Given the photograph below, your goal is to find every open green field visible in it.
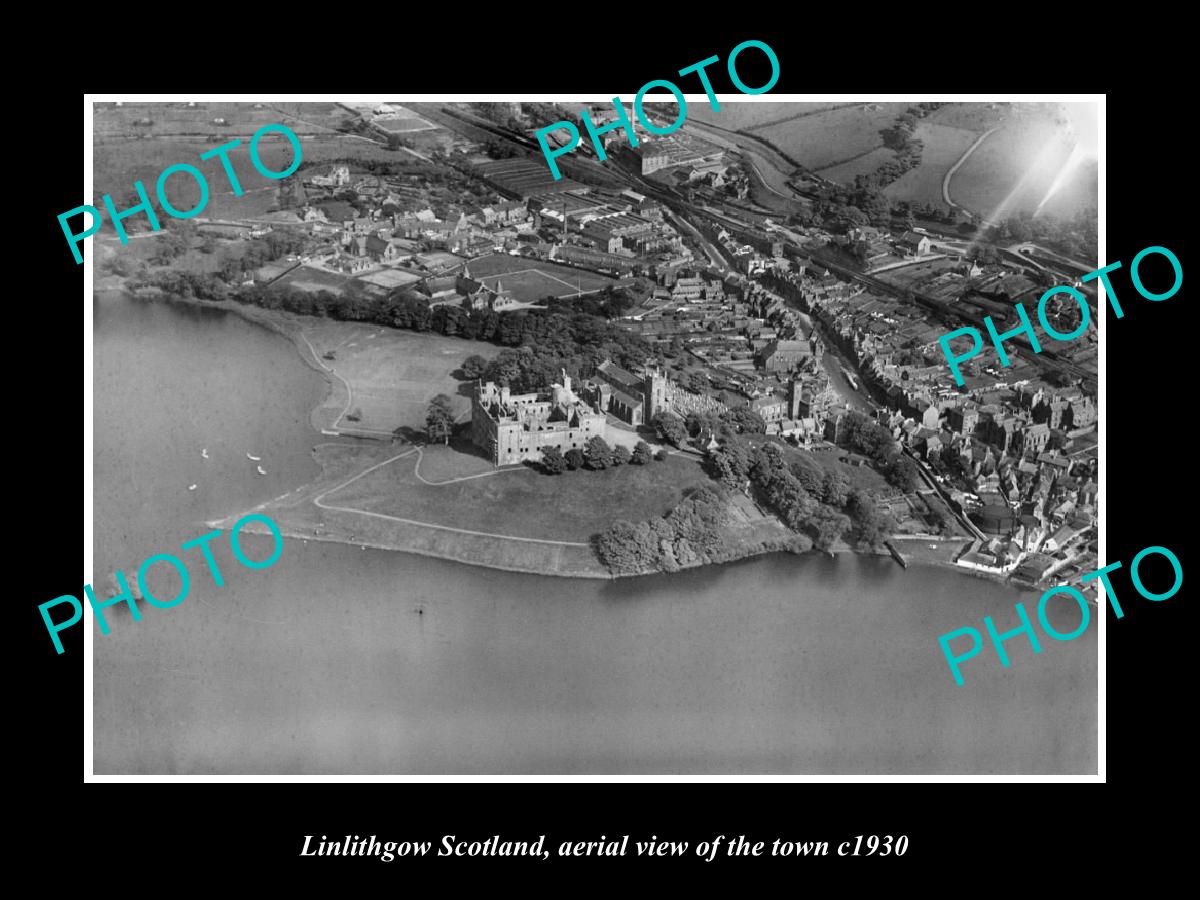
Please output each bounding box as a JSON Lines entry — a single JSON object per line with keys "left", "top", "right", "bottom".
{"left": 94, "top": 101, "right": 347, "bottom": 137}
{"left": 326, "top": 443, "right": 710, "bottom": 543}
{"left": 93, "top": 102, "right": 424, "bottom": 221}
{"left": 927, "top": 103, "right": 1009, "bottom": 133}
{"left": 688, "top": 101, "right": 852, "bottom": 132}
{"left": 816, "top": 147, "right": 895, "bottom": 183}
{"left": 229, "top": 442, "right": 607, "bottom": 577}
{"left": 951, "top": 107, "right": 1098, "bottom": 219}
{"left": 300, "top": 321, "right": 503, "bottom": 433}
{"left": 883, "top": 122, "right": 980, "bottom": 210}
{"left": 94, "top": 136, "right": 296, "bottom": 220}
{"left": 755, "top": 102, "right": 909, "bottom": 170}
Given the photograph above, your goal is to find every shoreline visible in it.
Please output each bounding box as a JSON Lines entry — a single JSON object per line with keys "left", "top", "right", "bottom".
{"left": 98, "top": 285, "right": 1008, "bottom": 586}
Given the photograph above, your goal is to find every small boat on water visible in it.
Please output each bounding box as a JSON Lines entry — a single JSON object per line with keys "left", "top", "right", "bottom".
{"left": 188, "top": 484, "right": 198, "bottom": 491}
{"left": 201, "top": 448, "right": 209, "bottom": 459}
{"left": 247, "top": 453, "right": 262, "bottom": 461}
{"left": 256, "top": 465, "right": 267, "bottom": 476}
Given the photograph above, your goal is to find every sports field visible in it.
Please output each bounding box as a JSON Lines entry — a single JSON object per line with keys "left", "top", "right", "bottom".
{"left": 374, "top": 106, "right": 439, "bottom": 133}
{"left": 465, "top": 254, "right": 615, "bottom": 301}
{"left": 274, "top": 265, "right": 354, "bottom": 294}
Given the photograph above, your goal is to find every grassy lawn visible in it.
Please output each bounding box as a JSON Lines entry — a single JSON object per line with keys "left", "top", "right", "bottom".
{"left": 815, "top": 147, "right": 895, "bottom": 182}
{"left": 301, "top": 322, "right": 503, "bottom": 433}
{"left": 325, "top": 445, "right": 710, "bottom": 542}
{"left": 94, "top": 101, "right": 340, "bottom": 138}
{"left": 883, "top": 122, "right": 980, "bottom": 210}
{"left": 757, "top": 103, "right": 909, "bottom": 170}
{"left": 952, "top": 110, "right": 1097, "bottom": 219}
{"left": 94, "top": 136, "right": 290, "bottom": 220}
{"left": 927, "top": 103, "right": 1009, "bottom": 133}
{"left": 688, "top": 101, "right": 851, "bottom": 132}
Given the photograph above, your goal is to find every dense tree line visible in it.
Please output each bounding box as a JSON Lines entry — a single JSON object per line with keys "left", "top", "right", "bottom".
{"left": 548, "top": 285, "right": 641, "bottom": 319}
{"left": 990, "top": 208, "right": 1097, "bottom": 261}
{"left": 593, "top": 486, "right": 734, "bottom": 575}
{"left": 540, "top": 439, "right": 652, "bottom": 474}
{"left": 702, "top": 438, "right": 894, "bottom": 553}
{"left": 131, "top": 256, "right": 652, "bottom": 394}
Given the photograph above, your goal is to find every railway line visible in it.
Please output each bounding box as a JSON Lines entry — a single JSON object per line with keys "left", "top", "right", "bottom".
{"left": 430, "top": 106, "right": 1094, "bottom": 388}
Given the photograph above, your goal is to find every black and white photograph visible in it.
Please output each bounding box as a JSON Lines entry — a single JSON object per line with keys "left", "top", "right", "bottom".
{"left": 84, "top": 95, "right": 1101, "bottom": 776}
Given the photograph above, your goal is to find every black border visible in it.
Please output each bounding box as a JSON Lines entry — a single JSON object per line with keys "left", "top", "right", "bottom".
{"left": 25, "top": 26, "right": 1188, "bottom": 881}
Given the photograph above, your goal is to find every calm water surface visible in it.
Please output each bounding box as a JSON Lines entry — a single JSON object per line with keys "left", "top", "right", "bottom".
{"left": 93, "top": 294, "right": 1097, "bottom": 774}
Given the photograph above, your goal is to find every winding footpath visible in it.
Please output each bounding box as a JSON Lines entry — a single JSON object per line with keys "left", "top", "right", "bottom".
{"left": 312, "top": 446, "right": 590, "bottom": 548}
{"left": 942, "top": 126, "right": 1000, "bottom": 215}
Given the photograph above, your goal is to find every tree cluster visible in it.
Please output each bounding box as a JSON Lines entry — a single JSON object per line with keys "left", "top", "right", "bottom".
{"left": 548, "top": 285, "right": 640, "bottom": 319}
{"left": 837, "top": 411, "right": 922, "bottom": 493}
{"left": 540, "top": 439, "right": 651, "bottom": 474}
{"left": 425, "top": 394, "right": 455, "bottom": 444}
{"left": 703, "top": 438, "right": 894, "bottom": 552}
{"left": 593, "top": 486, "right": 732, "bottom": 575}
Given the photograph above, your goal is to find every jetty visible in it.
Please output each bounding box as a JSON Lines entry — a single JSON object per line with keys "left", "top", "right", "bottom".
{"left": 885, "top": 540, "right": 909, "bottom": 569}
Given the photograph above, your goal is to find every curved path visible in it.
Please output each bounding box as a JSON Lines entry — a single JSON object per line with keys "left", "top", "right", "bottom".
{"left": 942, "top": 126, "right": 1000, "bottom": 214}
{"left": 313, "top": 446, "right": 590, "bottom": 548}
{"left": 297, "top": 329, "right": 398, "bottom": 437}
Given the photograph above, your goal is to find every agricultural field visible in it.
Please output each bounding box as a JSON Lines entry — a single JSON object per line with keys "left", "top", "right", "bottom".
{"left": 95, "top": 101, "right": 326, "bottom": 138}
{"left": 883, "top": 121, "right": 981, "bottom": 210}
{"left": 949, "top": 104, "right": 1098, "bottom": 220}
{"left": 755, "top": 102, "right": 909, "bottom": 171}
{"left": 926, "top": 103, "right": 1009, "bottom": 133}
{"left": 93, "top": 135, "right": 293, "bottom": 220}
{"left": 93, "top": 102, "right": 428, "bottom": 221}
{"left": 816, "top": 147, "right": 895, "bottom": 184}
{"left": 688, "top": 101, "right": 851, "bottom": 132}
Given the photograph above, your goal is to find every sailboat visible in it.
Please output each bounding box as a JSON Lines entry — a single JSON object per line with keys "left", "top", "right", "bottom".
{"left": 246, "top": 452, "right": 262, "bottom": 461}
{"left": 256, "top": 465, "right": 267, "bottom": 476}
{"left": 201, "top": 448, "right": 209, "bottom": 459}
